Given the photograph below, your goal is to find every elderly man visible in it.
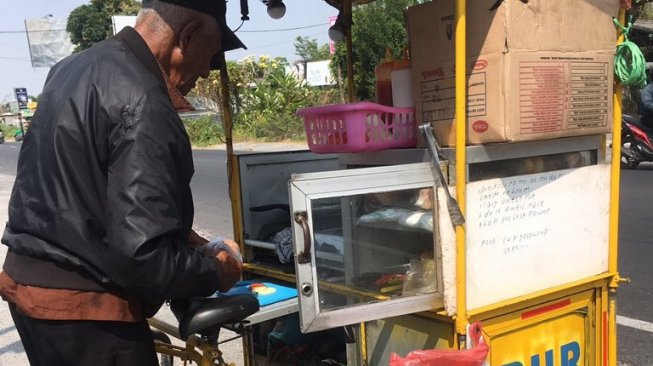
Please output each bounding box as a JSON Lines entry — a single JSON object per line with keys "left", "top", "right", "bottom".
{"left": 0, "top": 0, "right": 245, "bottom": 364}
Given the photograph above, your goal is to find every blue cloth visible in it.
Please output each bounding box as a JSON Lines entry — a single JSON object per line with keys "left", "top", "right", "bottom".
{"left": 215, "top": 280, "right": 298, "bottom": 307}
{"left": 268, "top": 227, "right": 294, "bottom": 264}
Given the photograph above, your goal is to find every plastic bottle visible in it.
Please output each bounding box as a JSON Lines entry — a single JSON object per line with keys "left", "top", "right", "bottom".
{"left": 391, "top": 48, "right": 414, "bottom": 108}
{"left": 375, "top": 48, "right": 395, "bottom": 106}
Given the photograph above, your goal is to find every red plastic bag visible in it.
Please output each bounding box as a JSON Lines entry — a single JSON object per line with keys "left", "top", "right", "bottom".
{"left": 389, "top": 323, "right": 488, "bottom": 366}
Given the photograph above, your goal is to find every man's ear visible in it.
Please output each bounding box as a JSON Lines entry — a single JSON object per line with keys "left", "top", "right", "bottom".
{"left": 178, "top": 20, "right": 204, "bottom": 53}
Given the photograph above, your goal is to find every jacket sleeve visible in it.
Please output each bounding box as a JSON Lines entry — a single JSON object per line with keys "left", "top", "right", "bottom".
{"left": 640, "top": 85, "right": 653, "bottom": 117}
{"left": 104, "top": 98, "right": 222, "bottom": 303}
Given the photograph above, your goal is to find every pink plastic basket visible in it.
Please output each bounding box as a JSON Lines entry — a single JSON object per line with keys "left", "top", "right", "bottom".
{"left": 296, "top": 102, "right": 417, "bottom": 154}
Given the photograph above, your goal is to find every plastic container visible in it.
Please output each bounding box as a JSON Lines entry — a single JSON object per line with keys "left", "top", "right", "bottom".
{"left": 296, "top": 102, "right": 417, "bottom": 154}
{"left": 391, "top": 48, "right": 414, "bottom": 108}
{"left": 391, "top": 69, "right": 413, "bottom": 107}
{"left": 375, "top": 48, "right": 395, "bottom": 106}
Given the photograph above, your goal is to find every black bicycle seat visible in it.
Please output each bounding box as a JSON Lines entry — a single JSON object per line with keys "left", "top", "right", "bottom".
{"left": 170, "top": 294, "right": 259, "bottom": 340}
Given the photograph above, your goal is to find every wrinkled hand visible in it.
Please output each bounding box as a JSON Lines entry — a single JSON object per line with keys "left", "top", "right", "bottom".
{"left": 188, "top": 229, "right": 209, "bottom": 248}
{"left": 215, "top": 239, "right": 243, "bottom": 292}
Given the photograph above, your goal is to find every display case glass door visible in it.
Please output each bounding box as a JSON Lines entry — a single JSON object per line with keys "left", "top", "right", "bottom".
{"left": 289, "top": 162, "right": 444, "bottom": 333}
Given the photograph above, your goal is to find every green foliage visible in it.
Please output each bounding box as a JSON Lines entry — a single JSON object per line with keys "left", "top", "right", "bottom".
{"left": 193, "top": 56, "right": 340, "bottom": 142}
{"left": 294, "top": 36, "right": 331, "bottom": 62}
{"left": 67, "top": 0, "right": 140, "bottom": 52}
{"left": 622, "top": 87, "right": 640, "bottom": 116}
{"left": 331, "top": 0, "right": 420, "bottom": 101}
{"left": 0, "top": 124, "right": 20, "bottom": 139}
{"left": 182, "top": 115, "right": 224, "bottom": 147}
{"left": 638, "top": 2, "right": 653, "bottom": 19}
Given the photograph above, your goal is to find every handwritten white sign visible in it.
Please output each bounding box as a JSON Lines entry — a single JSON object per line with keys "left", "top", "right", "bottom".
{"left": 466, "top": 164, "right": 610, "bottom": 309}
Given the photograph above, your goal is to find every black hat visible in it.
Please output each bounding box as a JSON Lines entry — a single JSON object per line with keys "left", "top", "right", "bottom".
{"left": 143, "top": 0, "right": 246, "bottom": 69}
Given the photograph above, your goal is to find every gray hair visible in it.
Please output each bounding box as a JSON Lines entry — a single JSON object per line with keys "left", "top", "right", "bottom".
{"left": 136, "top": 0, "right": 216, "bottom": 37}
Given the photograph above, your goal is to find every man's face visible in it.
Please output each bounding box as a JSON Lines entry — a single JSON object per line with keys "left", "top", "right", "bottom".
{"left": 169, "top": 19, "right": 221, "bottom": 96}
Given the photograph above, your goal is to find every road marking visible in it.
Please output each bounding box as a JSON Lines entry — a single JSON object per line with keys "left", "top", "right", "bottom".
{"left": 617, "top": 315, "right": 653, "bottom": 333}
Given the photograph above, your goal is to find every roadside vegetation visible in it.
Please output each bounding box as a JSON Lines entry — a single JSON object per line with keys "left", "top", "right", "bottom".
{"left": 60, "top": 0, "right": 417, "bottom": 146}
{"left": 0, "top": 0, "right": 421, "bottom": 146}
{"left": 4, "top": 1, "right": 653, "bottom": 146}
{"left": 192, "top": 54, "right": 341, "bottom": 143}
{"left": 190, "top": 0, "right": 417, "bottom": 145}
{"left": 0, "top": 125, "right": 20, "bottom": 141}
{"left": 182, "top": 116, "right": 224, "bottom": 148}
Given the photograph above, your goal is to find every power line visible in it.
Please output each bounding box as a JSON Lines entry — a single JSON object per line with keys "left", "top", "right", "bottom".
{"left": 236, "top": 23, "right": 327, "bottom": 33}
{"left": 0, "top": 29, "right": 66, "bottom": 34}
{"left": 0, "top": 56, "right": 30, "bottom": 61}
{"left": 0, "top": 22, "right": 328, "bottom": 35}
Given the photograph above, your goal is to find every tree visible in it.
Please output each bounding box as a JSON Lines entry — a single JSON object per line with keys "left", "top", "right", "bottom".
{"left": 67, "top": 0, "right": 140, "bottom": 53}
{"left": 331, "top": 0, "right": 420, "bottom": 101}
{"left": 294, "top": 36, "right": 331, "bottom": 62}
{"left": 193, "top": 56, "right": 340, "bottom": 141}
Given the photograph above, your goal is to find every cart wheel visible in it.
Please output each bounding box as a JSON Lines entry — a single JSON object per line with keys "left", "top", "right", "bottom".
{"left": 151, "top": 329, "right": 174, "bottom": 366}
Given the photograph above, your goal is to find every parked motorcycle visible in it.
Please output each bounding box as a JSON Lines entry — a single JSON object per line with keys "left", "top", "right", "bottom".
{"left": 621, "top": 114, "right": 653, "bottom": 169}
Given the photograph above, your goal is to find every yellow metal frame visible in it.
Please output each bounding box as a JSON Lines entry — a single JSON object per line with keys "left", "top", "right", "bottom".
{"left": 480, "top": 289, "right": 597, "bottom": 337}
{"left": 451, "top": 0, "right": 623, "bottom": 359}
{"left": 468, "top": 273, "right": 611, "bottom": 320}
{"left": 607, "top": 9, "right": 626, "bottom": 366}
{"left": 453, "top": 0, "right": 468, "bottom": 348}
{"left": 221, "top": 1, "right": 624, "bottom": 363}
{"left": 481, "top": 289, "right": 601, "bottom": 366}
{"left": 149, "top": 317, "right": 231, "bottom": 366}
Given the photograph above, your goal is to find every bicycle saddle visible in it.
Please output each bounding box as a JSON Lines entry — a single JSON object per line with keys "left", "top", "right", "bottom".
{"left": 170, "top": 294, "right": 260, "bottom": 340}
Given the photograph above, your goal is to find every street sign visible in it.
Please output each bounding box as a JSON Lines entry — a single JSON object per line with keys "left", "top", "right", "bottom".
{"left": 14, "top": 88, "right": 28, "bottom": 110}
{"left": 306, "top": 60, "right": 335, "bottom": 86}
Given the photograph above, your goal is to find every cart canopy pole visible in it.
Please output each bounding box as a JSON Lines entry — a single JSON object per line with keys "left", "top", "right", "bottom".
{"left": 454, "top": 0, "right": 468, "bottom": 348}
{"left": 608, "top": 8, "right": 626, "bottom": 365}
{"left": 217, "top": 53, "right": 244, "bottom": 251}
{"left": 344, "top": 0, "right": 355, "bottom": 102}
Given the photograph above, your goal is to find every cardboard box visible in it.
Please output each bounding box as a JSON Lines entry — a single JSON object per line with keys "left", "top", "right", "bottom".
{"left": 407, "top": 0, "right": 619, "bottom": 146}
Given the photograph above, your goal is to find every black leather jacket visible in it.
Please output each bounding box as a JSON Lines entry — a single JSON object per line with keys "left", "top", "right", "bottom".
{"left": 640, "top": 82, "right": 653, "bottom": 128}
{"left": 1, "top": 27, "right": 221, "bottom": 316}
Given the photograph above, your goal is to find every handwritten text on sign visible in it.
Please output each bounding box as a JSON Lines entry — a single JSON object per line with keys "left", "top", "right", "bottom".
{"left": 466, "top": 165, "right": 610, "bottom": 309}
{"left": 475, "top": 172, "right": 562, "bottom": 255}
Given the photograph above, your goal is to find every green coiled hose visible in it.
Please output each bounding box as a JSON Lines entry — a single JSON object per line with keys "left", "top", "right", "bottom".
{"left": 614, "top": 16, "right": 647, "bottom": 88}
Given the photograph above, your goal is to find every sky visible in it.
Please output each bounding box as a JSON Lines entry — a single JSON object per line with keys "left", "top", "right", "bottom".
{"left": 0, "top": 0, "right": 337, "bottom": 102}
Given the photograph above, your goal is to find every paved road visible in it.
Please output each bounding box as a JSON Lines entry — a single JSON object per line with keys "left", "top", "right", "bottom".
{"left": 0, "top": 170, "right": 20, "bottom": 366}
{"left": 616, "top": 164, "right": 653, "bottom": 366}
{"left": 0, "top": 141, "right": 304, "bottom": 365}
{"left": 1, "top": 141, "right": 653, "bottom": 364}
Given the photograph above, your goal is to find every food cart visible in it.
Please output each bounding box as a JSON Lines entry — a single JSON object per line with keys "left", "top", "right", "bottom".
{"left": 152, "top": 0, "right": 628, "bottom": 365}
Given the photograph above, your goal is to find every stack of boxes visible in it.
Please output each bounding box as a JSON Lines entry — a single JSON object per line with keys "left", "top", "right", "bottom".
{"left": 406, "top": 0, "right": 621, "bottom": 146}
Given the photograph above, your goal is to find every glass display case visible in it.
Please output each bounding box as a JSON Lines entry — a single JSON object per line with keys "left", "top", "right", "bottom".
{"left": 289, "top": 162, "right": 444, "bottom": 333}
{"left": 236, "top": 151, "right": 339, "bottom": 271}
